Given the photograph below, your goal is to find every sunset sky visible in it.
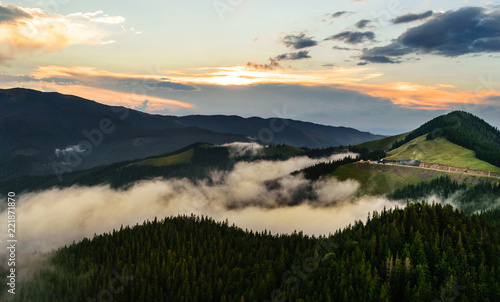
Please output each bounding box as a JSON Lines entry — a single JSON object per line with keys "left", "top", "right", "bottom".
{"left": 1, "top": 0, "right": 500, "bottom": 134}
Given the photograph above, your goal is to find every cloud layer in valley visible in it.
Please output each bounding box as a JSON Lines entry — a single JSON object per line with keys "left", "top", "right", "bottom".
{"left": 0, "top": 153, "right": 406, "bottom": 254}
{"left": 222, "top": 142, "right": 264, "bottom": 158}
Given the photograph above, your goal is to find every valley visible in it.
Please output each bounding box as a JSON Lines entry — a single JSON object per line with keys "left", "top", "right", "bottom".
{"left": 2, "top": 1, "right": 500, "bottom": 300}
{"left": 1, "top": 93, "right": 500, "bottom": 302}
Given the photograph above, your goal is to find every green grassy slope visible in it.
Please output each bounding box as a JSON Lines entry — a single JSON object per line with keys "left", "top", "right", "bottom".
{"left": 132, "top": 148, "right": 194, "bottom": 167}
{"left": 332, "top": 162, "right": 498, "bottom": 196}
{"left": 386, "top": 135, "right": 500, "bottom": 173}
{"left": 356, "top": 132, "right": 408, "bottom": 150}
{"left": 389, "top": 111, "right": 500, "bottom": 167}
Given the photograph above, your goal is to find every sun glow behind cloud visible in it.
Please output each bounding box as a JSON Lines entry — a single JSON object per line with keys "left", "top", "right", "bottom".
{"left": 6, "top": 63, "right": 498, "bottom": 112}
{"left": 163, "top": 65, "right": 500, "bottom": 110}
{"left": 0, "top": 1, "right": 498, "bottom": 131}
{"left": 166, "top": 65, "right": 384, "bottom": 86}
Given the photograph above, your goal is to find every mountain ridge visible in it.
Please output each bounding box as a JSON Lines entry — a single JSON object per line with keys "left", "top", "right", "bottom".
{"left": 0, "top": 88, "right": 382, "bottom": 180}
{"left": 174, "top": 114, "right": 383, "bottom": 147}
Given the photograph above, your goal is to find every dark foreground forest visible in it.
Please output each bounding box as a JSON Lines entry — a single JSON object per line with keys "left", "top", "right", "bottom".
{"left": 2, "top": 202, "right": 499, "bottom": 302}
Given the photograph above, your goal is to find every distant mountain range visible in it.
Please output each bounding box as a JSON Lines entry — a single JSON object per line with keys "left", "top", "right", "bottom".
{"left": 0, "top": 88, "right": 383, "bottom": 180}
{"left": 2, "top": 98, "right": 500, "bottom": 196}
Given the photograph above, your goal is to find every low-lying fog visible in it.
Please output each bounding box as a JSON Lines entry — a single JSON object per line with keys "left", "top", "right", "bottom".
{"left": 1, "top": 151, "right": 405, "bottom": 254}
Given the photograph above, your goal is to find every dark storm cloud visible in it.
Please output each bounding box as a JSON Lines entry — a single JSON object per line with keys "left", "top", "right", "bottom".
{"left": 282, "top": 33, "right": 318, "bottom": 49}
{"left": 361, "top": 7, "right": 500, "bottom": 63}
{"left": 397, "top": 7, "right": 500, "bottom": 56}
{"left": 40, "top": 77, "right": 80, "bottom": 85}
{"left": 360, "top": 55, "right": 399, "bottom": 64}
{"left": 332, "top": 46, "right": 354, "bottom": 51}
{"left": 275, "top": 51, "right": 311, "bottom": 61}
{"left": 331, "top": 11, "right": 350, "bottom": 18}
{"left": 0, "top": 74, "right": 37, "bottom": 82}
{"left": 355, "top": 19, "right": 371, "bottom": 29}
{"left": 246, "top": 58, "right": 282, "bottom": 70}
{"left": 326, "top": 31, "right": 375, "bottom": 44}
{"left": 392, "top": 10, "right": 433, "bottom": 24}
{"left": 0, "top": 73, "right": 197, "bottom": 91}
{"left": 363, "top": 42, "right": 412, "bottom": 57}
{"left": 0, "top": 4, "right": 32, "bottom": 23}
{"left": 117, "top": 78, "right": 197, "bottom": 91}
{"left": 154, "top": 80, "right": 197, "bottom": 91}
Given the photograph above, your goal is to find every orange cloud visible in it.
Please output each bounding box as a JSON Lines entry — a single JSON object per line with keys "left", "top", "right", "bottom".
{"left": 32, "top": 65, "right": 162, "bottom": 80}
{"left": 0, "top": 5, "right": 123, "bottom": 63}
{"left": 164, "top": 65, "right": 383, "bottom": 86}
{"left": 31, "top": 65, "right": 197, "bottom": 92}
{"left": 0, "top": 77, "right": 194, "bottom": 112}
{"left": 15, "top": 64, "right": 500, "bottom": 112}
{"left": 30, "top": 65, "right": 388, "bottom": 94}
{"left": 163, "top": 64, "right": 500, "bottom": 110}
{"left": 42, "top": 84, "right": 194, "bottom": 109}
{"left": 341, "top": 82, "right": 500, "bottom": 110}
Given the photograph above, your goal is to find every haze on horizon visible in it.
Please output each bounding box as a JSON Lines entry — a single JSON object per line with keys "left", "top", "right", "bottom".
{"left": 1, "top": 0, "right": 500, "bottom": 134}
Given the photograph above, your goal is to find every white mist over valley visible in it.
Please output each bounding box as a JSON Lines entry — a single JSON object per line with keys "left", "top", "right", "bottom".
{"left": 1, "top": 152, "right": 405, "bottom": 254}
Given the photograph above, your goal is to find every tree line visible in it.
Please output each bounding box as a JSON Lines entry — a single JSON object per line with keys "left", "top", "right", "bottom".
{"left": 388, "top": 176, "right": 500, "bottom": 213}
{"left": 3, "top": 202, "right": 499, "bottom": 301}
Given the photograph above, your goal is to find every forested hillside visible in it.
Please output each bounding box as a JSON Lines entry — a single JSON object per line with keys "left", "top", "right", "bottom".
{"left": 4, "top": 203, "right": 499, "bottom": 301}
{"left": 292, "top": 148, "right": 385, "bottom": 181}
{"left": 388, "top": 176, "right": 500, "bottom": 212}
